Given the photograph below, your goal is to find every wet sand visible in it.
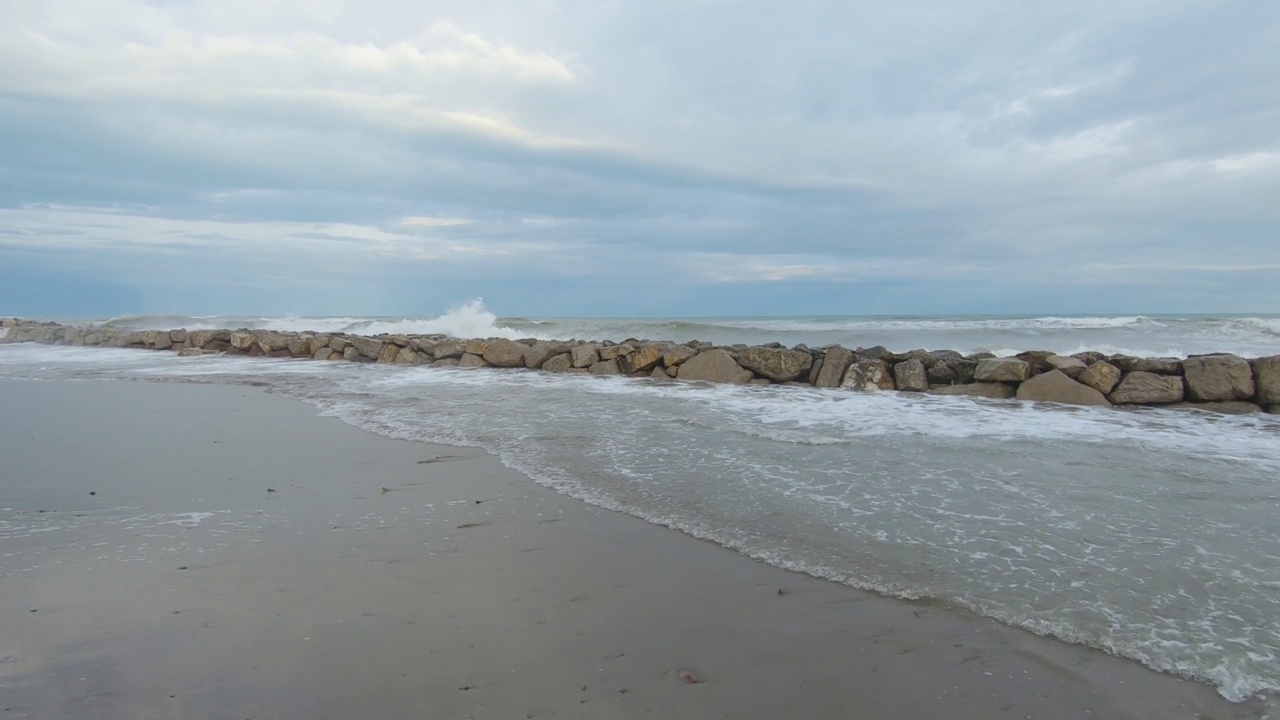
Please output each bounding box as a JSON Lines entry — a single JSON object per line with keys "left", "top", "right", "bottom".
{"left": 0, "top": 379, "right": 1271, "bottom": 719}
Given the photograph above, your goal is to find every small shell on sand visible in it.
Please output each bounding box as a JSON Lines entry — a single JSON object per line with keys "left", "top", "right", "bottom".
{"left": 676, "top": 668, "right": 699, "bottom": 684}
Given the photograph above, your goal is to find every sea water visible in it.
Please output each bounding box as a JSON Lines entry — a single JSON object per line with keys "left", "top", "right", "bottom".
{"left": 2, "top": 303, "right": 1278, "bottom": 702}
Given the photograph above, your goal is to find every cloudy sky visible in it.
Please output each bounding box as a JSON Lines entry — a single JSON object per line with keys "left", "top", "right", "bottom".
{"left": 2, "top": 0, "right": 1278, "bottom": 318}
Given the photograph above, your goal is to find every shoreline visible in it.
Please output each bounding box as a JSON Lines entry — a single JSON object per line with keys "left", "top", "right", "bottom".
{"left": 2, "top": 318, "right": 1278, "bottom": 415}
{"left": 0, "top": 378, "right": 1273, "bottom": 719}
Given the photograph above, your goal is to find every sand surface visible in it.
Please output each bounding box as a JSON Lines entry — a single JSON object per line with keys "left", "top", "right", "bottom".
{"left": 0, "top": 379, "right": 1271, "bottom": 719}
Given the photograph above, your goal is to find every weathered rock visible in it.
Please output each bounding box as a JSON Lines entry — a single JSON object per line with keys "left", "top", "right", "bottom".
{"left": 598, "top": 344, "right": 635, "bottom": 361}
{"left": 677, "top": 349, "right": 753, "bottom": 384}
{"left": 736, "top": 347, "right": 813, "bottom": 382}
{"left": 458, "top": 353, "right": 489, "bottom": 368}
{"left": 1045, "top": 355, "right": 1087, "bottom": 373}
{"left": 465, "top": 339, "right": 490, "bottom": 356}
{"left": 432, "top": 357, "right": 460, "bottom": 368}
{"left": 541, "top": 353, "right": 574, "bottom": 373}
{"left": 230, "top": 332, "right": 257, "bottom": 350}
{"left": 1078, "top": 361, "right": 1122, "bottom": 394}
{"left": 930, "top": 383, "right": 1016, "bottom": 399}
{"left": 1254, "top": 356, "right": 1280, "bottom": 404}
{"left": 1015, "top": 370, "right": 1111, "bottom": 407}
{"left": 204, "top": 340, "right": 231, "bottom": 353}
{"left": 524, "top": 341, "right": 568, "bottom": 370}
{"left": 176, "top": 347, "right": 204, "bottom": 357}
{"left": 1016, "top": 351, "right": 1055, "bottom": 376}
{"left": 946, "top": 358, "right": 978, "bottom": 384}
{"left": 893, "top": 359, "right": 929, "bottom": 392}
{"left": 287, "top": 336, "right": 310, "bottom": 357}
{"left": 307, "top": 336, "right": 332, "bottom": 356}
{"left": 482, "top": 339, "right": 526, "bottom": 368}
{"left": 1108, "top": 355, "right": 1139, "bottom": 373}
{"left": 1132, "top": 357, "right": 1183, "bottom": 375}
{"left": 589, "top": 359, "right": 621, "bottom": 376}
{"left": 412, "top": 338, "right": 437, "bottom": 356}
{"left": 313, "top": 347, "right": 336, "bottom": 361}
{"left": 326, "top": 337, "right": 352, "bottom": 353}
{"left": 840, "top": 359, "right": 895, "bottom": 392}
{"left": 1168, "top": 401, "right": 1262, "bottom": 415}
{"left": 619, "top": 345, "right": 664, "bottom": 374}
{"left": 1109, "top": 372, "right": 1184, "bottom": 405}
{"left": 808, "top": 357, "right": 824, "bottom": 385}
{"left": 925, "top": 361, "right": 956, "bottom": 385}
{"left": 650, "top": 366, "right": 669, "bottom": 379}
{"left": 1182, "top": 354, "right": 1254, "bottom": 402}
{"left": 661, "top": 345, "right": 698, "bottom": 367}
{"left": 342, "top": 346, "right": 362, "bottom": 362}
{"left": 377, "top": 343, "right": 401, "bottom": 363}
{"left": 1072, "top": 351, "right": 1107, "bottom": 365}
{"left": 348, "top": 336, "right": 385, "bottom": 360}
{"left": 265, "top": 349, "right": 292, "bottom": 358}
{"left": 394, "top": 347, "right": 426, "bottom": 365}
{"left": 433, "top": 339, "right": 466, "bottom": 359}
{"left": 151, "top": 331, "right": 174, "bottom": 351}
{"left": 973, "top": 358, "right": 1030, "bottom": 383}
{"left": 572, "top": 345, "right": 600, "bottom": 368}
{"left": 856, "top": 346, "right": 891, "bottom": 361}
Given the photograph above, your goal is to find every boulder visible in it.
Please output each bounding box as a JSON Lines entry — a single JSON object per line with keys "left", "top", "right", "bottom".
{"left": 1132, "top": 357, "right": 1183, "bottom": 375}
{"left": 598, "top": 344, "right": 635, "bottom": 361}
{"left": 433, "top": 339, "right": 466, "bottom": 359}
{"left": 736, "top": 347, "right": 813, "bottom": 382}
{"left": 482, "top": 339, "right": 527, "bottom": 368}
{"left": 973, "top": 358, "right": 1030, "bottom": 383}
{"left": 465, "top": 339, "right": 490, "bottom": 356}
{"left": 287, "top": 336, "right": 310, "bottom": 357}
{"left": 348, "top": 336, "right": 385, "bottom": 360}
{"left": 650, "top": 366, "right": 669, "bottom": 380}
{"left": 930, "top": 383, "right": 1016, "bottom": 399}
{"left": 176, "top": 347, "right": 204, "bottom": 357}
{"left": 1109, "top": 372, "right": 1184, "bottom": 405}
{"left": 572, "top": 345, "right": 600, "bottom": 368}
{"left": 840, "top": 359, "right": 896, "bottom": 392}
{"left": 1015, "top": 351, "right": 1055, "bottom": 375}
{"left": 1254, "top": 356, "right": 1280, "bottom": 404}
{"left": 619, "top": 345, "right": 664, "bottom": 374}
{"left": 432, "top": 357, "right": 460, "bottom": 368}
{"left": 458, "top": 353, "right": 489, "bottom": 368}
{"left": 807, "top": 357, "right": 824, "bottom": 385}
{"left": 230, "top": 332, "right": 257, "bottom": 350}
{"left": 1168, "top": 401, "right": 1262, "bottom": 415}
{"left": 856, "top": 345, "right": 892, "bottom": 360}
{"left": 308, "top": 336, "right": 333, "bottom": 356}
{"left": 1108, "top": 355, "right": 1139, "bottom": 372}
{"left": 1045, "top": 355, "right": 1087, "bottom": 378}
{"left": 1182, "top": 354, "right": 1254, "bottom": 402}
{"left": 524, "top": 341, "right": 568, "bottom": 370}
{"left": 342, "top": 347, "right": 362, "bottom": 361}
{"left": 892, "top": 359, "right": 929, "bottom": 392}
{"left": 1015, "top": 370, "right": 1111, "bottom": 407}
{"left": 1072, "top": 351, "right": 1107, "bottom": 365}
{"left": 925, "top": 361, "right": 956, "bottom": 384}
{"left": 313, "top": 347, "right": 336, "bottom": 361}
{"left": 541, "top": 353, "right": 574, "bottom": 373}
{"left": 412, "top": 338, "right": 438, "bottom": 356}
{"left": 662, "top": 345, "right": 699, "bottom": 367}
{"left": 394, "top": 347, "right": 426, "bottom": 365}
{"left": 1078, "top": 361, "right": 1122, "bottom": 394}
{"left": 946, "top": 358, "right": 978, "bottom": 384}
{"left": 326, "top": 337, "right": 352, "bottom": 353}
{"left": 677, "top": 349, "right": 753, "bottom": 384}
{"left": 149, "top": 331, "right": 173, "bottom": 350}
{"left": 589, "top": 359, "right": 621, "bottom": 376}
{"left": 377, "top": 343, "right": 401, "bottom": 363}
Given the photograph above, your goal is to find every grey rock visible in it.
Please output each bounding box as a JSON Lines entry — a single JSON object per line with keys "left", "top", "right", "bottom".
{"left": 313, "top": 347, "right": 336, "bottom": 361}
{"left": 541, "top": 353, "right": 574, "bottom": 373}
{"left": 619, "top": 345, "right": 664, "bottom": 374}
{"left": 589, "top": 359, "right": 621, "bottom": 376}
{"left": 1132, "top": 357, "right": 1183, "bottom": 375}
{"left": 930, "top": 383, "right": 1016, "bottom": 399}
{"left": 482, "top": 339, "right": 527, "bottom": 368}
{"left": 814, "top": 347, "right": 855, "bottom": 388}
{"left": 598, "top": 344, "right": 635, "bottom": 361}
{"left": 1168, "top": 401, "right": 1262, "bottom": 415}
{"left": 1254, "top": 356, "right": 1280, "bottom": 404}
{"left": 458, "top": 353, "right": 489, "bottom": 368}
{"left": 893, "top": 359, "right": 929, "bottom": 392}
{"left": 925, "top": 361, "right": 956, "bottom": 384}
{"left": 433, "top": 339, "right": 466, "bottom": 359}
{"left": 840, "top": 359, "right": 896, "bottom": 392}
{"left": 572, "top": 345, "right": 600, "bottom": 368}
{"left": 431, "top": 357, "right": 460, "bottom": 368}
{"left": 1183, "top": 354, "right": 1254, "bottom": 402}
{"left": 1078, "top": 361, "right": 1122, "bottom": 394}
{"left": 524, "top": 341, "right": 568, "bottom": 370}
{"left": 662, "top": 345, "right": 698, "bottom": 367}
{"left": 1015, "top": 370, "right": 1112, "bottom": 406}
{"left": 348, "top": 336, "right": 385, "bottom": 360}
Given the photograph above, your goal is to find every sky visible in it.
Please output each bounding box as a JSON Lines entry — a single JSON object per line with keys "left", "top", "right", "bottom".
{"left": 2, "top": 0, "right": 1279, "bottom": 318}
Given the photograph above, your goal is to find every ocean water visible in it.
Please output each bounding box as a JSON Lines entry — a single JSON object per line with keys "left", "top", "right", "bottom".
{"left": 3, "top": 305, "right": 1279, "bottom": 703}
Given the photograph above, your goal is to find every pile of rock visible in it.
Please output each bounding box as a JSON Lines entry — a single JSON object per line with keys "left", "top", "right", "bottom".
{"left": 2, "top": 318, "right": 1276, "bottom": 415}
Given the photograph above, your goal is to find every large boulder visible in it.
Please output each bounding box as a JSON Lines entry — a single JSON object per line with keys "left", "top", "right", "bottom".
{"left": 1109, "top": 371, "right": 1184, "bottom": 405}
{"left": 465, "top": 339, "right": 490, "bottom": 356}
{"left": 930, "top": 383, "right": 1016, "bottom": 399}
{"left": 736, "top": 347, "right": 813, "bottom": 382}
{"left": 840, "top": 359, "right": 896, "bottom": 392}
{"left": 892, "top": 359, "right": 929, "bottom": 392}
{"left": 433, "top": 339, "right": 466, "bottom": 359}
{"left": 348, "top": 336, "right": 385, "bottom": 360}
{"left": 973, "top": 358, "right": 1031, "bottom": 383}
{"left": 572, "top": 345, "right": 600, "bottom": 368}
{"left": 814, "top": 347, "right": 855, "bottom": 388}
{"left": 598, "top": 343, "right": 635, "bottom": 361}
{"left": 1254, "top": 356, "right": 1280, "bottom": 404}
{"left": 377, "top": 343, "right": 401, "bottom": 363}
{"left": 619, "top": 345, "right": 664, "bottom": 374}
{"left": 1131, "top": 357, "right": 1182, "bottom": 375}
{"left": 230, "top": 332, "right": 257, "bottom": 350}
{"left": 482, "top": 339, "right": 527, "bottom": 368}
{"left": 541, "top": 353, "right": 574, "bottom": 373}
{"left": 1015, "top": 370, "right": 1111, "bottom": 407}
{"left": 394, "top": 347, "right": 427, "bottom": 365}
{"left": 677, "top": 349, "right": 753, "bottom": 384}
{"left": 1182, "top": 354, "right": 1254, "bottom": 402}
{"left": 589, "top": 359, "right": 621, "bottom": 376}
{"left": 458, "top": 353, "right": 489, "bottom": 368}
{"left": 524, "top": 341, "right": 568, "bottom": 370}
{"left": 1045, "top": 355, "right": 1087, "bottom": 379}
{"left": 661, "top": 345, "right": 698, "bottom": 367}
{"left": 925, "top": 361, "right": 956, "bottom": 384}
{"left": 1077, "top": 361, "right": 1122, "bottom": 394}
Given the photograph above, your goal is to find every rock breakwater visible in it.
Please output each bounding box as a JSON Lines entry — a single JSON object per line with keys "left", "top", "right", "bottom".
{"left": 3, "top": 318, "right": 1277, "bottom": 415}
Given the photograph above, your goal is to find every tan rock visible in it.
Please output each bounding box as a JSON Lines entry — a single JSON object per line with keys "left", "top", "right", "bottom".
{"left": 465, "top": 339, "right": 490, "bottom": 356}
{"left": 619, "top": 345, "right": 664, "bottom": 374}
{"left": 524, "top": 341, "right": 568, "bottom": 369}
{"left": 432, "top": 339, "right": 466, "bottom": 359}
{"left": 541, "top": 353, "right": 574, "bottom": 373}
{"left": 572, "top": 345, "right": 600, "bottom": 368}
{"left": 432, "top": 357, "right": 460, "bottom": 368}
{"left": 1183, "top": 354, "right": 1254, "bottom": 402}
{"left": 840, "top": 359, "right": 895, "bottom": 391}
{"left": 1254, "top": 356, "right": 1280, "bottom": 404}
{"left": 1109, "top": 372, "right": 1184, "bottom": 405}
{"left": 589, "top": 359, "right": 621, "bottom": 376}
{"left": 736, "top": 347, "right": 814, "bottom": 382}
{"left": 892, "top": 359, "right": 929, "bottom": 392}
{"left": 677, "top": 349, "right": 753, "bottom": 384}
{"left": 230, "top": 332, "right": 257, "bottom": 350}
{"left": 394, "top": 347, "right": 426, "bottom": 365}
{"left": 313, "top": 347, "right": 336, "bottom": 361}
{"left": 1131, "top": 357, "right": 1182, "bottom": 375}
{"left": 176, "top": 347, "right": 205, "bottom": 357}
{"left": 377, "top": 343, "right": 401, "bottom": 363}
{"left": 1015, "top": 370, "right": 1111, "bottom": 406}
{"left": 598, "top": 344, "right": 636, "bottom": 361}
{"left": 482, "top": 339, "right": 526, "bottom": 367}
{"left": 662, "top": 345, "right": 699, "bottom": 367}
{"left": 973, "top": 358, "right": 1030, "bottom": 383}
{"left": 458, "top": 353, "right": 489, "bottom": 368}
{"left": 1078, "top": 361, "right": 1122, "bottom": 394}
{"left": 347, "top": 336, "right": 385, "bottom": 360}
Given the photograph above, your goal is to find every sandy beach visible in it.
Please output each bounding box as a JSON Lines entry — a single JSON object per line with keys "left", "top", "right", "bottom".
{"left": 0, "top": 378, "right": 1270, "bottom": 720}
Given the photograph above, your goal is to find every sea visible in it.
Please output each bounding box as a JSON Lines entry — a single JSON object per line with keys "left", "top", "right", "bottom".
{"left": 3, "top": 302, "right": 1279, "bottom": 704}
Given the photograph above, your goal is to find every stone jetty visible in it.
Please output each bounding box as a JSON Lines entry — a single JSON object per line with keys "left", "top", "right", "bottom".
{"left": 3, "top": 318, "right": 1277, "bottom": 415}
